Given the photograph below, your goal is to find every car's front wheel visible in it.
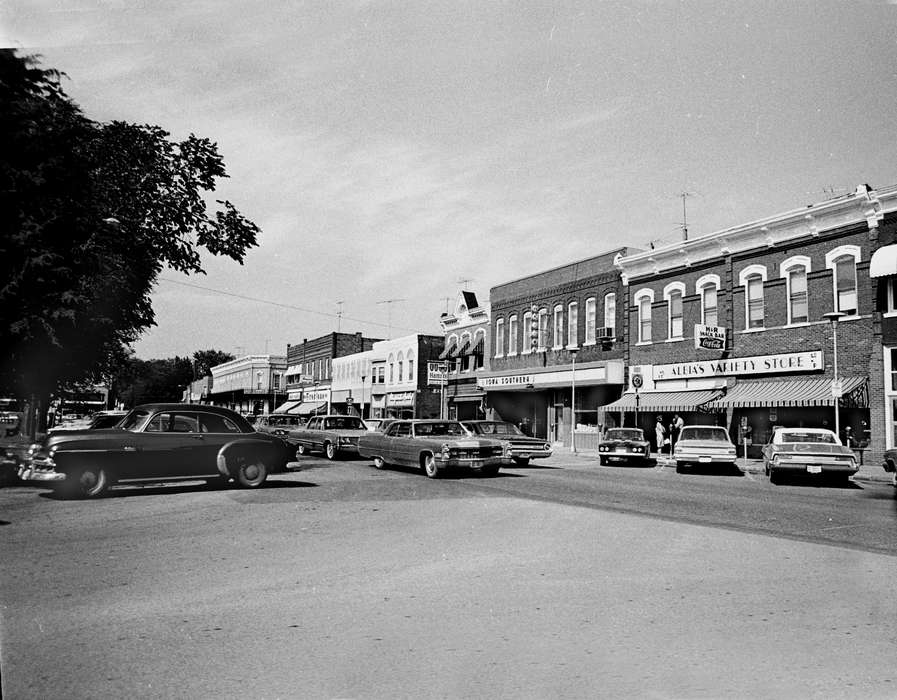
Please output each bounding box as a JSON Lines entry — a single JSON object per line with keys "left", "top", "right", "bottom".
{"left": 422, "top": 453, "right": 441, "bottom": 478}
{"left": 235, "top": 458, "right": 268, "bottom": 488}
{"left": 324, "top": 442, "right": 337, "bottom": 461}
{"left": 372, "top": 456, "right": 386, "bottom": 470}
{"left": 73, "top": 466, "right": 108, "bottom": 499}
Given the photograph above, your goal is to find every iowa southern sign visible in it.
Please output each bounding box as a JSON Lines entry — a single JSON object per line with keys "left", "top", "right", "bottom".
{"left": 694, "top": 324, "right": 726, "bottom": 350}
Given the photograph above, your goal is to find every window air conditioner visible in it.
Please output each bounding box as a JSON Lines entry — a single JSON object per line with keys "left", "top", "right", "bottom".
{"left": 597, "top": 327, "right": 615, "bottom": 341}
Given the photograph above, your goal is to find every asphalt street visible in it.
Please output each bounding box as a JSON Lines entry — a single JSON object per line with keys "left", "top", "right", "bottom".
{"left": 1, "top": 453, "right": 895, "bottom": 699}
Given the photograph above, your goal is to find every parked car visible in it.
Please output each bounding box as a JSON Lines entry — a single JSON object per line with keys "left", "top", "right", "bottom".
{"left": 763, "top": 427, "right": 858, "bottom": 483}
{"left": 49, "top": 410, "right": 127, "bottom": 432}
{"left": 288, "top": 414, "right": 370, "bottom": 460}
{"left": 254, "top": 413, "right": 305, "bottom": 440}
{"left": 598, "top": 427, "right": 651, "bottom": 465}
{"left": 461, "top": 420, "right": 552, "bottom": 466}
{"left": 882, "top": 448, "right": 897, "bottom": 487}
{"left": 357, "top": 419, "right": 509, "bottom": 478}
{"left": 364, "top": 418, "right": 395, "bottom": 432}
{"left": 18, "top": 403, "right": 299, "bottom": 498}
{"left": 673, "top": 425, "right": 737, "bottom": 472}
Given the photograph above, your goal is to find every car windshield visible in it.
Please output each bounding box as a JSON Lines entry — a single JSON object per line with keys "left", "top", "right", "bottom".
{"left": 323, "top": 417, "right": 365, "bottom": 430}
{"left": 606, "top": 429, "right": 643, "bottom": 441}
{"left": 119, "top": 409, "right": 151, "bottom": 432}
{"left": 779, "top": 431, "right": 837, "bottom": 444}
{"left": 680, "top": 427, "right": 729, "bottom": 442}
{"left": 470, "top": 422, "right": 523, "bottom": 436}
{"left": 414, "top": 422, "right": 468, "bottom": 437}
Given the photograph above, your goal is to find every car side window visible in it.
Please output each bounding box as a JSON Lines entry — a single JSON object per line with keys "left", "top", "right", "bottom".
{"left": 198, "top": 413, "right": 242, "bottom": 434}
{"left": 144, "top": 414, "right": 166, "bottom": 432}
{"left": 395, "top": 423, "right": 412, "bottom": 438}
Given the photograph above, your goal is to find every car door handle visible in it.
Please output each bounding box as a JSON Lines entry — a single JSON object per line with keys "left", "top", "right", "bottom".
{"left": 187, "top": 435, "right": 204, "bottom": 440}
{"left": 123, "top": 446, "right": 137, "bottom": 452}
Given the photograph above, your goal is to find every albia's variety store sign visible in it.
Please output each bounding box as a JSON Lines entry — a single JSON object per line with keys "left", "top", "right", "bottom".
{"left": 653, "top": 350, "right": 822, "bottom": 381}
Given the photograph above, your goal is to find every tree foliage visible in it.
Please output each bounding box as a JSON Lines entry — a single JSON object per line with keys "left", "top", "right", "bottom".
{"left": 0, "top": 50, "right": 260, "bottom": 415}
{"left": 192, "top": 349, "right": 236, "bottom": 378}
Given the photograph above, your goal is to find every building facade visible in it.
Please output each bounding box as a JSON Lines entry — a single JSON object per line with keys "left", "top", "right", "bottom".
{"left": 368, "top": 334, "right": 445, "bottom": 419}
{"left": 612, "top": 184, "right": 897, "bottom": 462}
{"left": 438, "top": 291, "right": 490, "bottom": 421}
{"left": 208, "top": 355, "right": 287, "bottom": 415}
{"left": 481, "top": 248, "right": 638, "bottom": 448}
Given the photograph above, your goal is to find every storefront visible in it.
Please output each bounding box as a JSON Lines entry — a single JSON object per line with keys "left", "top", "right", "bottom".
{"left": 478, "top": 360, "right": 625, "bottom": 447}
{"left": 385, "top": 391, "right": 416, "bottom": 419}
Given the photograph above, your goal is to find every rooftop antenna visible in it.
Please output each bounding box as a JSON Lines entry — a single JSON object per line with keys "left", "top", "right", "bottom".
{"left": 456, "top": 277, "right": 475, "bottom": 290}
{"left": 442, "top": 296, "right": 452, "bottom": 314}
{"left": 376, "top": 298, "right": 406, "bottom": 339}
{"left": 336, "top": 301, "right": 344, "bottom": 332}
{"left": 679, "top": 191, "right": 694, "bottom": 241}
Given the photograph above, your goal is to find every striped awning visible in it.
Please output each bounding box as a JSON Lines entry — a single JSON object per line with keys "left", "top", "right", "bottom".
{"left": 290, "top": 401, "right": 327, "bottom": 415}
{"left": 705, "top": 376, "right": 868, "bottom": 408}
{"left": 601, "top": 389, "right": 723, "bottom": 412}
{"left": 870, "top": 244, "right": 897, "bottom": 278}
{"left": 450, "top": 340, "right": 470, "bottom": 358}
{"left": 468, "top": 337, "right": 484, "bottom": 356}
{"left": 438, "top": 342, "right": 456, "bottom": 360}
{"left": 274, "top": 400, "right": 302, "bottom": 414}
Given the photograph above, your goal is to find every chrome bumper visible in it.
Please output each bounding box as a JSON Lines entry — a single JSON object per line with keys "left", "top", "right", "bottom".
{"left": 18, "top": 466, "right": 66, "bottom": 482}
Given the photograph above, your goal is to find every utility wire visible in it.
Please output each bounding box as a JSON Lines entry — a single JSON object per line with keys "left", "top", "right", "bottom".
{"left": 158, "top": 276, "right": 422, "bottom": 334}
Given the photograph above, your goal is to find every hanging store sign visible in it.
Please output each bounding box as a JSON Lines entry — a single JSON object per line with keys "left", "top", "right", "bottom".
{"left": 653, "top": 350, "right": 822, "bottom": 381}
{"left": 302, "top": 388, "right": 331, "bottom": 403}
{"left": 694, "top": 324, "right": 726, "bottom": 350}
{"left": 427, "top": 361, "right": 448, "bottom": 386}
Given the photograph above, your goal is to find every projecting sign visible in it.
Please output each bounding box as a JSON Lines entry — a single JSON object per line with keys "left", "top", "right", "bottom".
{"left": 694, "top": 324, "right": 726, "bottom": 350}
{"left": 427, "top": 361, "right": 448, "bottom": 386}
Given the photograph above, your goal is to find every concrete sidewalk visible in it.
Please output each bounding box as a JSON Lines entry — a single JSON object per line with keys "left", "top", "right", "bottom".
{"left": 557, "top": 448, "right": 894, "bottom": 485}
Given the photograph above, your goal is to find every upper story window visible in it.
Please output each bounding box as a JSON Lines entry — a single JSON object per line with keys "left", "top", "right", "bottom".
{"left": 826, "top": 245, "right": 860, "bottom": 316}
{"left": 508, "top": 315, "right": 518, "bottom": 355}
{"left": 460, "top": 332, "right": 473, "bottom": 371}
{"left": 273, "top": 373, "right": 281, "bottom": 390}
{"left": 663, "top": 282, "right": 686, "bottom": 340}
{"left": 739, "top": 264, "right": 768, "bottom": 329}
{"left": 388, "top": 354, "right": 395, "bottom": 383}
{"left": 553, "top": 305, "right": 564, "bottom": 349}
{"left": 473, "top": 330, "right": 486, "bottom": 370}
{"left": 522, "top": 311, "right": 533, "bottom": 354}
{"left": 634, "top": 289, "right": 654, "bottom": 343}
{"left": 494, "top": 318, "right": 505, "bottom": 358}
{"left": 585, "top": 297, "right": 597, "bottom": 344}
{"left": 780, "top": 256, "right": 811, "bottom": 325}
{"left": 696, "top": 274, "right": 720, "bottom": 327}
{"left": 567, "top": 302, "right": 578, "bottom": 347}
{"left": 603, "top": 293, "right": 616, "bottom": 333}
{"left": 407, "top": 354, "right": 414, "bottom": 381}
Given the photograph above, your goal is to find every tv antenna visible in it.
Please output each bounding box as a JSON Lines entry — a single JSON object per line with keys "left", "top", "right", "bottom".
{"left": 456, "top": 277, "right": 475, "bottom": 290}
{"left": 376, "top": 298, "right": 406, "bottom": 339}
{"left": 336, "top": 301, "right": 344, "bottom": 332}
{"left": 679, "top": 191, "right": 694, "bottom": 241}
{"left": 442, "top": 296, "right": 452, "bottom": 314}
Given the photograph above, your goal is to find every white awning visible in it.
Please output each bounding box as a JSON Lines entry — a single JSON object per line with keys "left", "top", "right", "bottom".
{"left": 870, "top": 244, "right": 897, "bottom": 278}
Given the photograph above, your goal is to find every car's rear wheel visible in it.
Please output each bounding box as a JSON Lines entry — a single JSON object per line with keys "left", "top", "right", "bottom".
{"left": 372, "top": 456, "right": 386, "bottom": 470}
{"left": 235, "top": 457, "right": 268, "bottom": 488}
{"left": 295, "top": 444, "right": 307, "bottom": 457}
{"left": 599, "top": 456, "right": 607, "bottom": 466}
{"left": 324, "top": 442, "right": 337, "bottom": 460}
{"left": 73, "top": 466, "right": 108, "bottom": 499}
{"left": 422, "top": 453, "right": 441, "bottom": 478}
{"left": 512, "top": 457, "right": 530, "bottom": 466}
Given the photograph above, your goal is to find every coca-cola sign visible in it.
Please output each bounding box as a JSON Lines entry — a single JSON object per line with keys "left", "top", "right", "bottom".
{"left": 694, "top": 324, "right": 726, "bottom": 350}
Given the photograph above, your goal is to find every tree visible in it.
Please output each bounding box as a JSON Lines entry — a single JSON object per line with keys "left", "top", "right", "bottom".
{"left": 192, "top": 349, "right": 236, "bottom": 378}
{"left": 113, "top": 355, "right": 193, "bottom": 408}
{"left": 0, "top": 51, "right": 260, "bottom": 433}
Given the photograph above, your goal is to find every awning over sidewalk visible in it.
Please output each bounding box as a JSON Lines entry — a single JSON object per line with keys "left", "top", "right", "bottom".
{"left": 705, "top": 376, "right": 868, "bottom": 408}
{"left": 438, "top": 341, "right": 456, "bottom": 359}
{"left": 870, "top": 244, "right": 897, "bottom": 278}
{"left": 290, "top": 401, "right": 327, "bottom": 415}
{"left": 601, "top": 389, "right": 723, "bottom": 412}
{"left": 274, "top": 400, "right": 302, "bottom": 414}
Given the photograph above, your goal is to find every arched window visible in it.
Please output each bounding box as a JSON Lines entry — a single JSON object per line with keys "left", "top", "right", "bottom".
{"left": 538, "top": 308, "right": 549, "bottom": 351}
{"left": 567, "top": 302, "right": 578, "bottom": 347}
{"left": 522, "top": 311, "right": 533, "bottom": 354}
{"left": 460, "top": 332, "right": 472, "bottom": 371}
{"left": 739, "top": 265, "right": 767, "bottom": 329}
{"left": 634, "top": 289, "right": 654, "bottom": 343}
{"left": 494, "top": 318, "right": 505, "bottom": 358}
{"left": 696, "top": 274, "right": 720, "bottom": 327}
{"left": 663, "top": 282, "right": 686, "bottom": 340}
{"left": 603, "top": 293, "right": 616, "bottom": 334}
{"left": 473, "top": 330, "right": 486, "bottom": 370}
{"left": 396, "top": 351, "right": 404, "bottom": 385}
{"left": 553, "top": 305, "right": 564, "bottom": 349}
{"left": 780, "top": 256, "right": 811, "bottom": 325}
{"left": 584, "top": 297, "right": 597, "bottom": 344}
{"left": 826, "top": 245, "right": 860, "bottom": 316}
{"left": 406, "top": 349, "right": 415, "bottom": 381}
{"left": 508, "top": 314, "right": 518, "bottom": 355}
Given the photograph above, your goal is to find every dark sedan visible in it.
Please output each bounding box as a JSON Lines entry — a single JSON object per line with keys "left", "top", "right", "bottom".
{"left": 461, "top": 420, "right": 552, "bottom": 466}
{"left": 598, "top": 428, "right": 651, "bottom": 465}
{"left": 18, "top": 404, "right": 299, "bottom": 498}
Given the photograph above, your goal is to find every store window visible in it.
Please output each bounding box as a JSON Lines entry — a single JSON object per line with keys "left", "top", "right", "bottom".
{"left": 522, "top": 311, "right": 532, "bottom": 354}
{"left": 473, "top": 330, "right": 485, "bottom": 370}
{"left": 508, "top": 315, "right": 518, "bottom": 355}
{"left": 585, "top": 297, "right": 597, "bottom": 344}
{"left": 663, "top": 282, "right": 685, "bottom": 340}
{"left": 553, "top": 305, "right": 564, "bottom": 349}
{"left": 739, "top": 265, "right": 767, "bottom": 329}
{"left": 538, "top": 308, "right": 549, "bottom": 351}
{"left": 494, "top": 318, "right": 505, "bottom": 358}
{"left": 567, "top": 302, "right": 578, "bottom": 347}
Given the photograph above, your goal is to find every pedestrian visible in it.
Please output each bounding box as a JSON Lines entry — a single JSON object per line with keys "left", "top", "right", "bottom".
{"left": 670, "top": 413, "right": 684, "bottom": 449}
{"left": 655, "top": 415, "right": 667, "bottom": 454}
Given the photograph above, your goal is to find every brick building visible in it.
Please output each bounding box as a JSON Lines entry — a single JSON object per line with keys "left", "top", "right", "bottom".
{"left": 282, "top": 332, "right": 381, "bottom": 416}
{"left": 480, "top": 248, "right": 638, "bottom": 448}
{"left": 438, "top": 291, "right": 490, "bottom": 420}
{"left": 611, "top": 184, "right": 897, "bottom": 463}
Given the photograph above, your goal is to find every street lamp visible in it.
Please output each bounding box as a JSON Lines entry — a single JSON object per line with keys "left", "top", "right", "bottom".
{"left": 360, "top": 374, "right": 366, "bottom": 419}
{"left": 823, "top": 311, "right": 846, "bottom": 440}
{"left": 570, "top": 347, "right": 579, "bottom": 453}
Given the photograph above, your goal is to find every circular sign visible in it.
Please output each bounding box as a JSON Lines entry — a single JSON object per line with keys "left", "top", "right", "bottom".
{"left": 631, "top": 374, "right": 643, "bottom": 389}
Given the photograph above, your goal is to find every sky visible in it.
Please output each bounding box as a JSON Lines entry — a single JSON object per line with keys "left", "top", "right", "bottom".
{"left": 5, "top": 1, "right": 897, "bottom": 360}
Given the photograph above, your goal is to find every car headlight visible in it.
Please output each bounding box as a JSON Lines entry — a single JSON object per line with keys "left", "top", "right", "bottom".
{"left": 441, "top": 443, "right": 451, "bottom": 459}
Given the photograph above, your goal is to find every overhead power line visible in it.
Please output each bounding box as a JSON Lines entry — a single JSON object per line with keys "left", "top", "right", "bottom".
{"left": 158, "top": 276, "right": 421, "bottom": 334}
